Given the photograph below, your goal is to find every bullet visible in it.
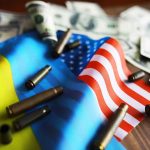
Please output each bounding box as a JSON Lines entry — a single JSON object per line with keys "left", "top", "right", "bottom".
{"left": 65, "top": 40, "right": 81, "bottom": 51}
{"left": 145, "top": 105, "right": 150, "bottom": 116}
{"left": 53, "top": 28, "right": 72, "bottom": 58}
{"left": 25, "top": 65, "right": 51, "bottom": 90}
{"left": 13, "top": 105, "right": 50, "bottom": 131}
{"left": 149, "top": 78, "right": 150, "bottom": 85}
{"left": 6, "top": 86, "right": 63, "bottom": 117}
{"left": 96, "top": 103, "right": 128, "bottom": 150}
{"left": 147, "top": 76, "right": 150, "bottom": 85}
{"left": 0, "top": 124, "right": 12, "bottom": 144}
{"left": 128, "top": 70, "right": 145, "bottom": 82}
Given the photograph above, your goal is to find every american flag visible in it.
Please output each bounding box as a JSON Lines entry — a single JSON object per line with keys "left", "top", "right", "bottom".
{"left": 60, "top": 34, "right": 150, "bottom": 141}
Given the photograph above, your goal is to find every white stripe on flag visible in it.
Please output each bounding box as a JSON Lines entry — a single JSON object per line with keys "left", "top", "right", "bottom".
{"left": 124, "top": 114, "right": 139, "bottom": 127}
{"left": 115, "top": 127, "right": 128, "bottom": 140}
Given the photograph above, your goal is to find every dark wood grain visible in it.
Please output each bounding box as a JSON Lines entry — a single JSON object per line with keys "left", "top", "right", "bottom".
{"left": 0, "top": 1, "right": 150, "bottom": 150}
{"left": 122, "top": 116, "right": 150, "bottom": 150}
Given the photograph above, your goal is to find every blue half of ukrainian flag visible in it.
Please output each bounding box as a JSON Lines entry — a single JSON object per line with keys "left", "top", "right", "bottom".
{"left": 0, "top": 30, "right": 125, "bottom": 150}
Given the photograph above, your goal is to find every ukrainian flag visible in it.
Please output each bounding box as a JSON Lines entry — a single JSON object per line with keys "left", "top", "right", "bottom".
{"left": 0, "top": 31, "right": 125, "bottom": 150}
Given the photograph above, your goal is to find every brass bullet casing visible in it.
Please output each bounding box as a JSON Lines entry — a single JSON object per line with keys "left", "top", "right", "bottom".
{"left": 0, "top": 124, "right": 12, "bottom": 145}
{"left": 97, "top": 103, "right": 128, "bottom": 150}
{"left": 145, "top": 105, "right": 150, "bottom": 116}
{"left": 128, "top": 70, "right": 145, "bottom": 82}
{"left": 25, "top": 65, "right": 51, "bottom": 90}
{"left": 53, "top": 28, "right": 72, "bottom": 58}
{"left": 148, "top": 78, "right": 150, "bottom": 84}
{"left": 6, "top": 86, "right": 63, "bottom": 117}
{"left": 13, "top": 105, "right": 51, "bottom": 131}
{"left": 147, "top": 76, "right": 150, "bottom": 85}
{"left": 65, "top": 40, "right": 81, "bottom": 51}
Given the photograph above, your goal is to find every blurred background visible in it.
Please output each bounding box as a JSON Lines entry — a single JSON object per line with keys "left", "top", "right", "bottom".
{"left": 0, "top": 0, "right": 150, "bottom": 12}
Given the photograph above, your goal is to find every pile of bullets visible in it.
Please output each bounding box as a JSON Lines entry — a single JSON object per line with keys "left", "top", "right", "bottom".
{"left": 0, "top": 64, "right": 64, "bottom": 145}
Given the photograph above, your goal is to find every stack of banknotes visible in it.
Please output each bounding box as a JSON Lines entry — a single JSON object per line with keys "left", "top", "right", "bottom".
{"left": 0, "top": 1, "right": 150, "bottom": 73}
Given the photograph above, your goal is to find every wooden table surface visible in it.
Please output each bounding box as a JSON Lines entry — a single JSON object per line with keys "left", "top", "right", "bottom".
{"left": 0, "top": 1, "right": 150, "bottom": 150}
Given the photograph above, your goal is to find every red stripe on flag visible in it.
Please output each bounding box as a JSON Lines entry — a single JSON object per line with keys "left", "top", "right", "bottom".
{"left": 106, "top": 38, "right": 131, "bottom": 76}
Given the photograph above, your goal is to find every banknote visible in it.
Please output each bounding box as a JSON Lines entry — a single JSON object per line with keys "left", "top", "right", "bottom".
{"left": 26, "top": 1, "right": 58, "bottom": 43}
{"left": 72, "top": 13, "right": 96, "bottom": 30}
{"left": 118, "top": 38, "right": 138, "bottom": 53}
{"left": 118, "top": 7, "right": 149, "bottom": 45}
{"left": 120, "top": 6, "right": 150, "bottom": 27}
{"left": 119, "top": 6, "right": 150, "bottom": 73}
{"left": 0, "top": 25, "right": 20, "bottom": 42}
{"left": 0, "top": 10, "right": 33, "bottom": 30}
{"left": 66, "top": 1, "right": 107, "bottom": 17}
{"left": 0, "top": 10, "right": 34, "bottom": 42}
{"left": 126, "top": 46, "right": 150, "bottom": 73}
{"left": 0, "top": 11, "right": 24, "bottom": 26}
{"left": 118, "top": 18, "right": 141, "bottom": 41}
{"left": 70, "top": 16, "right": 118, "bottom": 38}
{"left": 92, "top": 16, "right": 118, "bottom": 35}
{"left": 140, "top": 36, "right": 150, "bottom": 59}
{"left": 51, "top": 4, "right": 72, "bottom": 28}
{"left": 65, "top": 0, "right": 109, "bottom": 34}
{"left": 117, "top": 32, "right": 150, "bottom": 73}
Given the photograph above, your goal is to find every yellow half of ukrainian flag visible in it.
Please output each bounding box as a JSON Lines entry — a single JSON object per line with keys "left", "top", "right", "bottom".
{"left": 0, "top": 55, "right": 40, "bottom": 150}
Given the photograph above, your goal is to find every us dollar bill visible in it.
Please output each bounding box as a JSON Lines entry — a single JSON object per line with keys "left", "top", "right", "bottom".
{"left": 120, "top": 6, "right": 150, "bottom": 28}
{"left": 0, "top": 10, "right": 34, "bottom": 42}
{"left": 51, "top": 4, "right": 72, "bottom": 28}
{"left": 118, "top": 6, "right": 150, "bottom": 73}
{"left": 140, "top": 36, "right": 150, "bottom": 59}
{"left": 0, "top": 10, "right": 34, "bottom": 31}
{"left": 66, "top": 1, "right": 107, "bottom": 17}
{"left": 92, "top": 16, "right": 118, "bottom": 35}
{"left": 125, "top": 45, "right": 150, "bottom": 73}
{"left": 0, "top": 25, "right": 20, "bottom": 42}
{"left": 26, "top": 1, "right": 58, "bottom": 43}
{"left": 66, "top": 1, "right": 118, "bottom": 35}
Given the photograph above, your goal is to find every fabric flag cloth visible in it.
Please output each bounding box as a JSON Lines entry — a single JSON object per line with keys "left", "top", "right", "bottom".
{"left": 59, "top": 32, "right": 150, "bottom": 140}
{"left": 0, "top": 29, "right": 148, "bottom": 150}
{"left": 59, "top": 31, "right": 150, "bottom": 140}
